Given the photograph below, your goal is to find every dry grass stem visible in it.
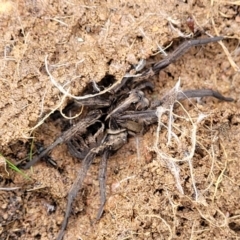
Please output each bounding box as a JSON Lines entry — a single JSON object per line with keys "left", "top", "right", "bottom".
{"left": 137, "top": 214, "right": 173, "bottom": 240}
{"left": 211, "top": 17, "right": 239, "bottom": 71}
{"left": 212, "top": 142, "right": 229, "bottom": 202}
{"left": 45, "top": 55, "right": 124, "bottom": 100}
{"left": 0, "top": 187, "right": 21, "bottom": 191}
{"left": 154, "top": 80, "right": 212, "bottom": 200}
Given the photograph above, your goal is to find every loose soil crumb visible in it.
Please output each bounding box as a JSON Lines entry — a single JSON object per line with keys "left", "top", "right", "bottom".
{"left": 0, "top": 1, "right": 240, "bottom": 240}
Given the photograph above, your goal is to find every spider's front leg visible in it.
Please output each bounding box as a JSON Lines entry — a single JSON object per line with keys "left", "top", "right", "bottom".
{"left": 97, "top": 150, "right": 109, "bottom": 220}
{"left": 116, "top": 89, "right": 234, "bottom": 132}
{"left": 21, "top": 110, "right": 102, "bottom": 169}
{"left": 150, "top": 89, "right": 234, "bottom": 108}
{"left": 176, "top": 89, "right": 234, "bottom": 102}
{"left": 107, "top": 89, "right": 149, "bottom": 120}
{"left": 133, "top": 36, "right": 224, "bottom": 82}
{"left": 152, "top": 36, "right": 224, "bottom": 73}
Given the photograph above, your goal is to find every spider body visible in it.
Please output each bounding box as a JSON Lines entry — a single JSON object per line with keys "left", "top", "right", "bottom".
{"left": 21, "top": 36, "right": 234, "bottom": 240}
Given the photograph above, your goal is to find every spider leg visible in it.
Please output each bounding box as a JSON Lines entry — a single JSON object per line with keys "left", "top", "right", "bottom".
{"left": 177, "top": 89, "right": 234, "bottom": 102}
{"left": 95, "top": 130, "right": 128, "bottom": 219}
{"left": 106, "top": 90, "right": 141, "bottom": 119}
{"left": 118, "top": 89, "right": 233, "bottom": 130}
{"left": 56, "top": 149, "right": 99, "bottom": 240}
{"left": 133, "top": 81, "right": 154, "bottom": 92}
{"left": 96, "top": 149, "right": 109, "bottom": 220}
{"left": 107, "top": 90, "right": 149, "bottom": 119}
{"left": 117, "top": 110, "right": 157, "bottom": 129}
{"left": 150, "top": 89, "right": 233, "bottom": 108}
{"left": 22, "top": 110, "right": 102, "bottom": 169}
{"left": 152, "top": 36, "right": 223, "bottom": 73}
{"left": 67, "top": 136, "right": 88, "bottom": 159}
{"left": 117, "top": 119, "right": 145, "bottom": 134}
{"left": 133, "top": 36, "right": 223, "bottom": 82}
{"left": 113, "top": 37, "right": 223, "bottom": 93}
{"left": 75, "top": 96, "right": 111, "bottom": 108}
{"left": 67, "top": 121, "right": 105, "bottom": 159}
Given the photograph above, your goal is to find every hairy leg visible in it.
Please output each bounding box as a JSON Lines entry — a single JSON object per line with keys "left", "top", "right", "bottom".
{"left": 96, "top": 150, "right": 109, "bottom": 220}
{"left": 56, "top": 150, "right": 98, "bottom": 240}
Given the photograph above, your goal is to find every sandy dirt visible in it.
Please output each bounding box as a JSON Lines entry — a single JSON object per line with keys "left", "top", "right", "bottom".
{"left": 1, "top": 0, "right": 240, "bottom": 240}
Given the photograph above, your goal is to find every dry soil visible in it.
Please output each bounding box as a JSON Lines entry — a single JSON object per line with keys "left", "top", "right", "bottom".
{"left": 1, "top": 1, "right": 240, "bottom": 240}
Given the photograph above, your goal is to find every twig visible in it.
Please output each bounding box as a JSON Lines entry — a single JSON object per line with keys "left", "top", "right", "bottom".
{"left": 0, "top": 187, "right": 21, "bottom": 191}
{"left": 45, "top": 55, "right": 123, "bottom": 100}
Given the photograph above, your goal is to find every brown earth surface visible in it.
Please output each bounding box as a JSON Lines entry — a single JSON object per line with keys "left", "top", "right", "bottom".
{"left": 1, "top": 0, "right": 240, "bottom": 240}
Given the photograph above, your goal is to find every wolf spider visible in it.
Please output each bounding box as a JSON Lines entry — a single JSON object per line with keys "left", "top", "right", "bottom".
{"left": 22, "top": 36, "right": 233, "bottom": 240}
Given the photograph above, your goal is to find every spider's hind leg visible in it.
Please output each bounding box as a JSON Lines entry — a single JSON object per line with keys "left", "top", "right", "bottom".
{"left": 96, "top": 150, "right": 109, "bottom": 220}
{"left": 96, "top": 130, "right": 128, "bottom": 220}
{"left": 57, "top": 150, "right": 98, "bottom": 240}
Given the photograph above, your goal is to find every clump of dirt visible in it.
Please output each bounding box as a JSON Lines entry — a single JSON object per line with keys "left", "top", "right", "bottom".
{"left": 1, "top": 1, "right": 240, "bottom": 240}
